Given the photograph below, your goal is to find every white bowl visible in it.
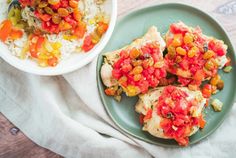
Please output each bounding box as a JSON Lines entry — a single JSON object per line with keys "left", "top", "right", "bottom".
{"left": 0, "top": 0, "right": 117, "bottom": 76}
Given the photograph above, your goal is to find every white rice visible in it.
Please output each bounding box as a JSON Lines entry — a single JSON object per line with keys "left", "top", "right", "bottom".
{"left": 7, "top": 33, "right": 28, "bottom": 57}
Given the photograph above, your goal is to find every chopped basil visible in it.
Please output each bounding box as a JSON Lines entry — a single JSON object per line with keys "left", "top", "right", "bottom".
{"left": 167, "top": 112, "right": 174, "bottom": 119}
{"left": 203, "top": 43, "right": 208, "bottom": 52}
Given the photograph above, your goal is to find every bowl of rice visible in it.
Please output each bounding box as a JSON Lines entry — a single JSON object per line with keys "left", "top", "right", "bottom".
{"left": 0, "top": 0, "right": 117, "bottom": 75}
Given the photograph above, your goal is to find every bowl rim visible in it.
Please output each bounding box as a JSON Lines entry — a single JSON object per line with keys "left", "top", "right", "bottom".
{"left": 0, "top": 0, "right": 118, "bottom": 76}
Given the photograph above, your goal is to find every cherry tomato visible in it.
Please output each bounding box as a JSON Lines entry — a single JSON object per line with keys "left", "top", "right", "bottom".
{"left": 143, "top": 109, "right": 153, "bottom": 121}
{"left": 96, "top": 22, "right": 109, "bottom": 36}
{"left": 73, "top": 22, "right": 86, "bottom": 39}
{"left": 82, "top": 35, "right": 95, "bottom": 52}
{"left": 139, "top": 114, "right": 144, "bottom": 125}
{"left": 202, "top": 84, "right": 212, "bottom": 98}
{"left": 47, "top": 57, "right": 58, "bottom": 67}
{"left": 199, "top": 115, "right": 206, "bottom": 129}
{"left": 0, "top": 20, "right": 12, "bottom": 42}
{"left": 9, "top": 29, "right": 23, "bottom": 40}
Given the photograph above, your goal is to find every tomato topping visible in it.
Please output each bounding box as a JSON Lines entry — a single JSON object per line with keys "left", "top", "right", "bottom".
{"left": 170, "top": 23, "right": 188, "bottom": 35}
{"left": 105, "top": 87, "right": 117, "bottom": 96}
{"left": 208, "top": 40, "right": 226, "bottom": 56}
{"left": 60, "top": 0, "right": 69, "bottom": 7}
{"left": 193, "top": 70, "right": 205, "bottom": 81}
{"left": 51, "top": 2, "right": 61, "bottom": 9}
{"left": 202, "top": 84, "right": 212, "bottom": 98}
{"left": 175, "top": 137, "right": 189, "bottom": 146}
{"left": 165, "top": 22, "right": 227, "bottom": 88}
{"left": 139, "top": 114, "right": 144, "bottom": 125}
{"left": 199, "top": 115, "right": 206, "bottom": 129}
{"left": 121, "top": 63, "right": 133, "bottom": 73}
{"left": 29, "top": 0, "right": 84, "bottom": 34}
{"left": 156, "top": 86, "right": 205, "bottom": 146}
{"left": 111, "top": 42, "right": 166, "bottom": 96}
{"left": 143, "top": 109, "right": 153, "bottom": 121}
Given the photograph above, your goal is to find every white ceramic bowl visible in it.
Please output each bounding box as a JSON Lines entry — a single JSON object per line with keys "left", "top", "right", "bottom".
{"left": 0, "top": 0, "right": 117, "bottom": 76}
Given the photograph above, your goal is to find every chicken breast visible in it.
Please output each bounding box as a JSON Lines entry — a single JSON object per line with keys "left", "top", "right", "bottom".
{"left": 135, "top": 86, "right": 206, "bottom": 145}
{"left": 164, "top": 22, "right": 228, "bottom": 84}
{"left": 101, "top": 26, "right": 166, "bottom": 98}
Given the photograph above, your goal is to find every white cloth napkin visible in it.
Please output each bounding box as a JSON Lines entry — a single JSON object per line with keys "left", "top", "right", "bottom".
{"left": 1, "top": 56, "right": 236, "bottom": 158}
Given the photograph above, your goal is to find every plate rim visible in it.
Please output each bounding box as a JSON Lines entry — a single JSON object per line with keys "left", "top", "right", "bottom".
{"left": 97, "top": 2, "right": 236, "bottom": 147}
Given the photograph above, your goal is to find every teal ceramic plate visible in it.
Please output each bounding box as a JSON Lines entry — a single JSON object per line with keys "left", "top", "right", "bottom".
{"left": 97, "top": 3, "right": 236, "bottom": 147}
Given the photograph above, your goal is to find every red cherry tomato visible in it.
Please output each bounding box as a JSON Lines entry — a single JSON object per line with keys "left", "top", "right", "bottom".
{"left": 82, "top": 35, "right": 95, "bottom": 52}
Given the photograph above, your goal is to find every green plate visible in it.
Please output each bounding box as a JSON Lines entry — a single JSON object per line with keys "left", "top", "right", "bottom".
{"left": 97, "top": 3, "right": 236, "bottom": 147}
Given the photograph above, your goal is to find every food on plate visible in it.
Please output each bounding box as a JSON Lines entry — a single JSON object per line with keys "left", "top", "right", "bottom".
{"left": 211, "top": 99, "right": 223, "bottom": 112}
{"left": 0, "top": 0, "right": 109, "bottom": 67}
{"left": 99, "top": 21, "right": 232, "bottom": 146}
{"left": 101, "top": 26, "right": 167, "bottom": 100}
{"left": 164, "top": 22, "right": 228, "bottom": 88}
{"left": 135, "top": 85, "right": 207, "bottom": 146}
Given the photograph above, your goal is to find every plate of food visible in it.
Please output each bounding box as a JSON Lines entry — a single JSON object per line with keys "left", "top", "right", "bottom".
{"left": 0, "top": 0, "right": 117, "bottom": 75}
{"left": 97, "top": 3, "right": 236, "bottom": 147}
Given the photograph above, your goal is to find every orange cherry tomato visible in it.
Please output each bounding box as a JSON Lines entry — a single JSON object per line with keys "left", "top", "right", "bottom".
{"left": 47, "top": 57, "right": 58, "bottom": 67}
{"left": 104, "top": 87, "right": 116, "bottom": 96}
{"left": 36, "top": 36, "right": 45, "bottom": 50}
{"left": 39, "top": 14, "right": 52, "bottom": 22}
{"left": 29, "top": 35, "right": 45, "bottom": 58}
{"left": 59, "top": 21, "right": 72, "bottom": 31}
{"left": 96, "top": 22, "right": 109, "bottom": 36}
{"left": 193, "top": 70, "right": 205, "bottom": 81}
{"left": 202, "top": 84, "right": 212, "bottom": 98}
{"left": 199, "top": 115, "right": 206, "bottom": 129}
{"left": 69, "top": 0, "right": 78, "bottom": 8}
{"left": 9, "top": 29, "right": 23, "bottom": 40}
{"left": 73, "top": 22, "right": 86, "bottom": 39}
{"left": 0, "top": 20, "right": 12, "bottom": 42}
{"left": 73, "top": 8, "right": 82, "bottom": 21}
{"left": 29, "top": 43, "right": 38, "bottom": 58}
